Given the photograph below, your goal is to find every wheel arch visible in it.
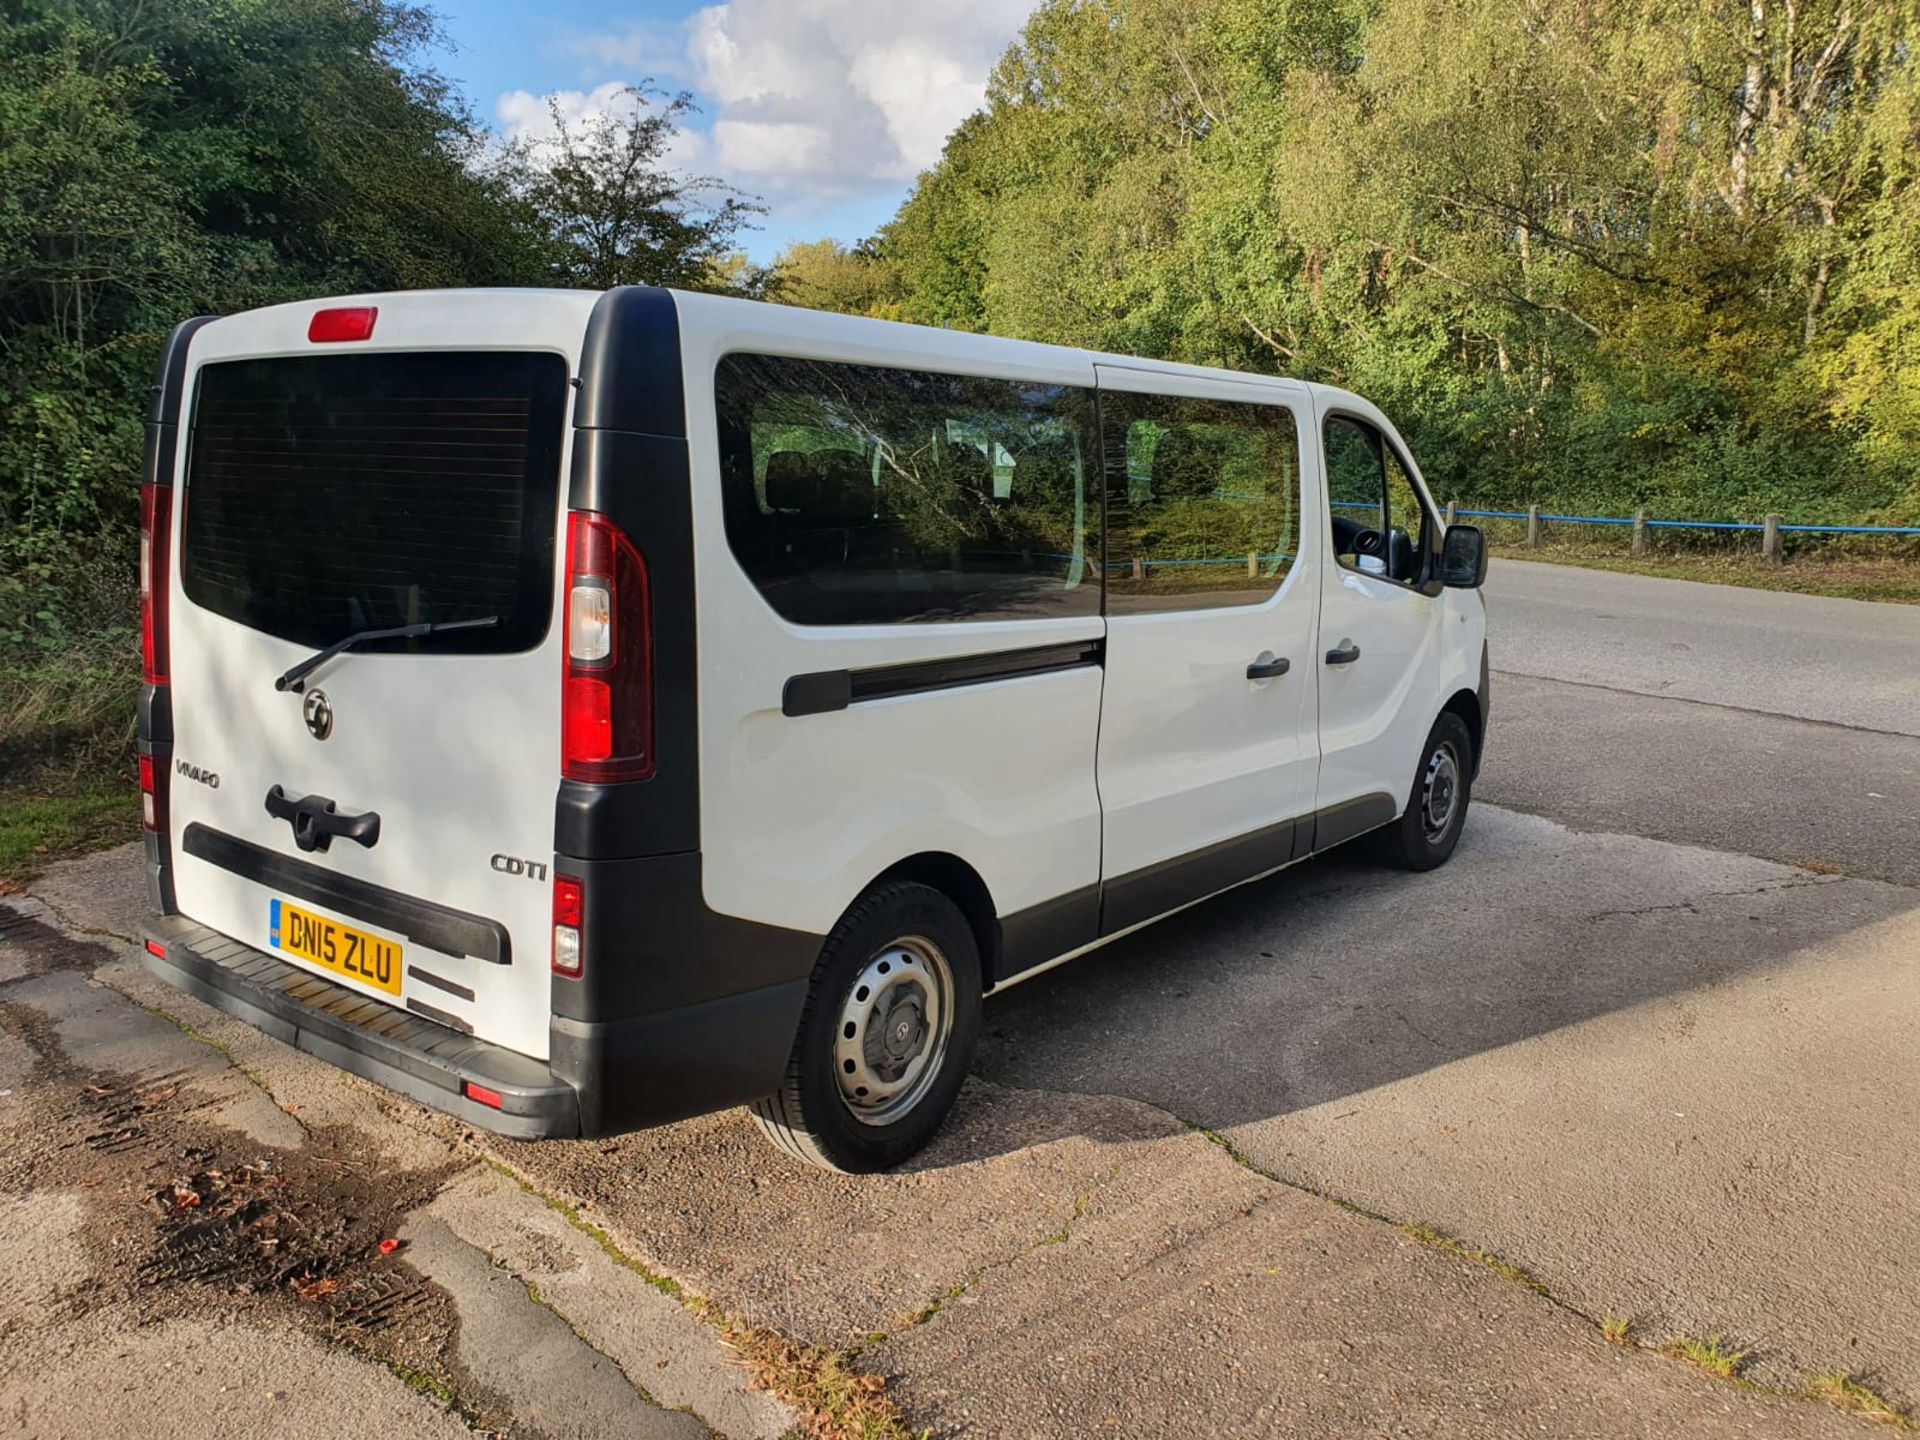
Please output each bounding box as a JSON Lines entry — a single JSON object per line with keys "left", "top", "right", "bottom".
{"left": 865, "top": 851, "right": 1001, "bottom": 985}
{"left": 1441, "top": 687, "right": 1485, "bottom": 778}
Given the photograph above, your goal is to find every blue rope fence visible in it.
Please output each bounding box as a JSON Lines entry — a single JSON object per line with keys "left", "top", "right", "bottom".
{"left": 1448, "top": 507, "right": 1920, "bottom": 537}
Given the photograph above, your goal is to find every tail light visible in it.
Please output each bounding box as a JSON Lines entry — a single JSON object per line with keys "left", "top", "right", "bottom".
{"left": 562, "top": 511, "right": 654, "bottom": 782}
{"left": 552, "top": 875, "right": 584, "bottom": 977}
{"left": 139, "top": 482, "right": 170, "bottom": 685}
{"left": 139, "top": 753, "right": 159, "bottom": 832}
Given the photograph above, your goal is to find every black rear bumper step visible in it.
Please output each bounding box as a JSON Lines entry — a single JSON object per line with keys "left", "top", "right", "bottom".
{"left": 142, "top": 915, "right": 578, "bottom": 1140}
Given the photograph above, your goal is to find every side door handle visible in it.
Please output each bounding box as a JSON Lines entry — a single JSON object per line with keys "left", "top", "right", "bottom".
{"left": 1246, "top": 654, "right": 1291, "bottom": 680}
{"left": 1325, "top": 640, "right": 1362, "bottom": 666}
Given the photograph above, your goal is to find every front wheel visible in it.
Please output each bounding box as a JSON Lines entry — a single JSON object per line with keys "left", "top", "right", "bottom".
{"left": 750, "top": 881, "right": 981, "bottom": 1172}
{"left": 1377, "top": 711, "right": 1474, "bottom": 872}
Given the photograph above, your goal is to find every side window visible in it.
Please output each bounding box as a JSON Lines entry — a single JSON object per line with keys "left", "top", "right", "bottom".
{"left": 1324, "top": 415, "right": 1428, "bottom": 586}
{"left": 715, "top": 354, "right": 1097, "bottom": 626}
{"left": 1103, "top": 392, "right": 1300, "bottom": 614}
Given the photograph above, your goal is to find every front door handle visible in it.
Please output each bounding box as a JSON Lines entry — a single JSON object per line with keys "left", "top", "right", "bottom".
{"left": 1246, "top": 654, "right": 1291, "bottom": 680}
{"left": 1325, "top": 640, "right": 1362, "bottom": 666}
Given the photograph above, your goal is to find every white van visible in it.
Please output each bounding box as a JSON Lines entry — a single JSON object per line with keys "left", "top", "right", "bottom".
{"left": 138, "top": 287, "right": 1489, "bottom": 1171}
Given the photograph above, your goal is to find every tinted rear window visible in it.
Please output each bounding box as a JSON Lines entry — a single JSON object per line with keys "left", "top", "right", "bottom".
{"left": 182, "top": 352, "right": 568, "bottom": 652}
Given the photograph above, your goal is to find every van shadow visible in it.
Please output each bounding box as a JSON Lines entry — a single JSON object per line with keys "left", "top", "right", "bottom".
{"left": 910, "top": 804, "right": 1918, "bottom": 1164}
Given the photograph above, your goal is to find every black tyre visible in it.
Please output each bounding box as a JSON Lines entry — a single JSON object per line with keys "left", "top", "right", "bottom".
{"left": 1377, "top": 711, "right": 1474, "bottom": 872}
{"left": 750, "top": 881, "right": 981, "bottom": 1173}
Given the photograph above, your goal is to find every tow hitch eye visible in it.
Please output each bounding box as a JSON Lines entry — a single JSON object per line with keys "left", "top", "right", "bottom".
{"left": 265, "top": 785, "right": 382, "bottom": 854}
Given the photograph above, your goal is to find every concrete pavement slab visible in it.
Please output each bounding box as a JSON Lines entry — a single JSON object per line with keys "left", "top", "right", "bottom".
{"left": 870, "top": 1129, "right": 1863, "bottom": 1440}
{"left": 419, "top": 1166, "right": 797, "bottom": 1440}
{"left": 399, "top": 1215, "right": 713, "bottom": 1440}
{"left": 0, "top": 1312, "right": 476, "bottom": 1440}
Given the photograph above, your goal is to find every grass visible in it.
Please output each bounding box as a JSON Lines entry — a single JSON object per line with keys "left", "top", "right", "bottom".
{"left": 1809, "top": 1373, "right": 1912, "bottom": 1427}
{"left": 1485, "top": 533, "right": 1920, "bottom": 604}
{"left": 1602, "top": 1316, "right": 1634, "bottom": 1347}
{"left": 1663, "top": 1333, "right": 1752, "bottom": 1382}
{"left": 0, "top": 777, "right": 140, "bottom": 892}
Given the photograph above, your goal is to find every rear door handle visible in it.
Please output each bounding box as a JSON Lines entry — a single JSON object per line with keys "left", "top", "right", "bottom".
{"left": 1325, "top": 641, "right": 1361, "bottom": 665}
{"left": 1246, "top": 654, "right": 1291, "bottom": 680}
{"left": 265, "top": 785, "right": 381, "bottom": 854}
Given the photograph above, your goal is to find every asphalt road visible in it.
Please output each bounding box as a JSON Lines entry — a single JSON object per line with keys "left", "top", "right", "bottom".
{"left": 4, "top": 559, "right": 1916, "bottom": 1439}
{"left": 1482, "top": 559, "right": 1920, "bottom": 884}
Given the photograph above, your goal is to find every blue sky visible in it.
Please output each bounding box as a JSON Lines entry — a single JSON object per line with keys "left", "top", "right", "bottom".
{"left": 426, "top": 0, "right": 1037, "bottom": 263}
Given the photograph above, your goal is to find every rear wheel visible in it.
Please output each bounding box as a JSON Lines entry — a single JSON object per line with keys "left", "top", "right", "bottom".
{"left": 1377, "top": 711, "right": 1474, "bottom": 871}
{"left": 751, "top": 881, "right": 981, "bottom": 1172}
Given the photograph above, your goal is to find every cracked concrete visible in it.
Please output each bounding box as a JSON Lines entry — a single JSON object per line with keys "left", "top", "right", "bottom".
{"left": 0, "top": 898, "right": 800, "bottom": 1440}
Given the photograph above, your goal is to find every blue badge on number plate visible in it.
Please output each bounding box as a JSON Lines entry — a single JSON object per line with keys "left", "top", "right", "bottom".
{"left": 269, "top": 898, "right": 282, "bottom": 950}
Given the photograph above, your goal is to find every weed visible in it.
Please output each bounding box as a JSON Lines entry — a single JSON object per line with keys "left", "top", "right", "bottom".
{"left": 722, "top": 1326, "right": 927, "bottom": 1440}
{"left": 1663, "top": 1333, "right": 1751, "bottom": 1381}
{"left": 1602, "top": 1316, "right": 1634, "bottom": 1347}
{"left": 1397, "top": 1222, "right": 1550, "bottom": 1298}
{"left": 1809, "top": 1373, "right": 1911, "bottom": 1427}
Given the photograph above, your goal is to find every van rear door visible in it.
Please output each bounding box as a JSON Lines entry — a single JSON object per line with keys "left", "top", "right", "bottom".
{"left": 163, "top": 293, "right": 594, "bottom": 1059}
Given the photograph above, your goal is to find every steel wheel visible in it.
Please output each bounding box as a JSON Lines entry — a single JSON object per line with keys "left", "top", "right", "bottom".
{"left": 831, "top": 936, "right": 954, "bottom": 1127}
{"left": 1420, "top": 738, "right": 1463, "bottom": 843}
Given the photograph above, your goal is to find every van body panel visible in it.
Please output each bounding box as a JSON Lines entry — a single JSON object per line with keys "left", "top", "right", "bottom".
{"left": 1307, "top": 386, "right": 1487, "bottom": 816}
{"left": 163, "top": 290, "right": 596, "bottom": 1061}
{"left": 1092, "top": 365, "right": 1323, "bottom": 895}
{"left": 670, "top": 291, "right": 1107, "bottom": 941}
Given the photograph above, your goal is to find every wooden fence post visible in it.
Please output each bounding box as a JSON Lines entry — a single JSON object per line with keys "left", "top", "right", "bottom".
{"left": 1132, "top": 556, "right": 1146, "bottom": 582}
{"left": 1247, "top": 552, "right": 1259, "bottom": 578}
{"left": 1762, "top": 514, "right": 1784, "bottom": 566}
{"left": 1526, "top": 504, "right": 1542, "bottom": 549}
{"left": 1445, "top": 500, "right": 1457, "bottom": 528}
{"left": 1632, "top": 509, "right": 1647, "bottom": 557}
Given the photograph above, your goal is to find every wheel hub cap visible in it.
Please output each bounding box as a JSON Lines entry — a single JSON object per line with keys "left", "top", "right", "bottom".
{"left": 1422, "top": 743, "right": 1461, "bottom": 841}
{"left": 833, "top": 937, "right": 954, "bottom": 1127}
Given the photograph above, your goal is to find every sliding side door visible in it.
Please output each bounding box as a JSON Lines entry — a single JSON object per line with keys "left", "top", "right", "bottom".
{"left": 1094, "top": 367, "right": 1322, "bottom": 934}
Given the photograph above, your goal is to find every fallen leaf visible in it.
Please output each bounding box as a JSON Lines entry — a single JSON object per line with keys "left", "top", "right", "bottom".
{"left": 293, "top": 1276, "right": 341, "bottom": 1301}
{"left": 84, "top": 1084, "right": 115, "bottom": 1098}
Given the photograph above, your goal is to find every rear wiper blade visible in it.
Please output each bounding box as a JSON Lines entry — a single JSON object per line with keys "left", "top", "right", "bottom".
{"left": 273, "top": 615, "right": 499, "bottom": 693}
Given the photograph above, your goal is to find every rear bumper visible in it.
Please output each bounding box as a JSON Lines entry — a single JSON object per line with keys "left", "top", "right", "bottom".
{"left": 140, "top": 913, "right": 814, "bottom": 1142}
{"left": 142, "top": 915, "right": 580, "bottom": 1139}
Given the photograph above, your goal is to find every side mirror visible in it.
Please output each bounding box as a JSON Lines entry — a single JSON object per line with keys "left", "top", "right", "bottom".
{"left": 1439, "top": 524, "right": 1487, "bottom": 588}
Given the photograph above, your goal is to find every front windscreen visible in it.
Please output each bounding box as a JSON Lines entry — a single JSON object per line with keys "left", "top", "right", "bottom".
{"left": 181, "top": 351, "right": 568, "bottom": 653}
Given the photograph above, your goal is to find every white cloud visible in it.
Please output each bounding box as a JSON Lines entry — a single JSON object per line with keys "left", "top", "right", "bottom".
{"left": 495, "top": 82, "right": 713, "bottom": 176}
{"left": 496, "top": 1, "right": 1034, "bottom": 236}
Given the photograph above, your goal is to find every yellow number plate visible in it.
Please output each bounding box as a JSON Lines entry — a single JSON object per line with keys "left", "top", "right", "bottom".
{"left": 269, "top": 899, "right": 402, "bottom": 997}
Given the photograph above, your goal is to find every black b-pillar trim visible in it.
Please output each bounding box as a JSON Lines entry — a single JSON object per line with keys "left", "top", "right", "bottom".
{"left": 141, "top": 315, "right": 215, "bottom": 916}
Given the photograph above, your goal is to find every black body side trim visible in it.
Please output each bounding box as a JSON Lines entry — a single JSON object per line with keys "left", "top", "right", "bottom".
{"left": 994, "top": 884, "right": 1100, "bottom": 986}
{"left": 784, "top": 639, "right": 1105, "bottom": 718}
{"left": 1101, "top": 816, "right": 1299, "bottom": 938}
{"left": 143, "top": 915, "right": 577, "bottom": 1140}
{"left": 1091, "top": 791, "right": 1403, "bottom": 945}
{"left": 407, "top": 966, "right": 475, "bottom": 1002}
{"left": 574, "top": 287, "right": 687, "bottom": 437}
{"left": 1475, "top": 642, "right": 1491, "bottom": 778}
{"left": 407, "top": 997, "right": 473, "bottom": 1034}
{"left": 551, "top": 850, "right": 822, "bottom": 1023}
{"left": 1309, "top": 791, "right": 1398, "bottom": 852}
{"left": 181, "top": 824, "right": 511, "bottom": 965}
{"left": 551, "top": 978, "right": 810, "bottom": 1137}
